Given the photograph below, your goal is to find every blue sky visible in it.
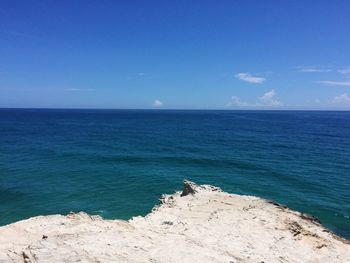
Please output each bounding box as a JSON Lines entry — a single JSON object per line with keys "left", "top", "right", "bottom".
{"left": 1, "top": 0, "right": 350, "bottom": 109}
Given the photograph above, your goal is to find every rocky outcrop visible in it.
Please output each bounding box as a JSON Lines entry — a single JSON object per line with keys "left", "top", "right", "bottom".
{"left": 0, "top": 181, "right": 349, "bottom": 262}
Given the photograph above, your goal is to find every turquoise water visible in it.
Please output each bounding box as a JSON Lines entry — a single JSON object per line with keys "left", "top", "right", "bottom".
{"left": 0, "top": 109, "right": 349, "bottom": 239}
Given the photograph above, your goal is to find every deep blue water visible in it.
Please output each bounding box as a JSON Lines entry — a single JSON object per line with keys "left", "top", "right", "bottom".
{"left": 0, "top": 109, "right": 349, "bottom": 239}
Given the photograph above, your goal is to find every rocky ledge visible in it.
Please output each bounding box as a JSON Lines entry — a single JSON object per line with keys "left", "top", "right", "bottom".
{"left": 0, "top": 180, "right": 349, "bottom": 262}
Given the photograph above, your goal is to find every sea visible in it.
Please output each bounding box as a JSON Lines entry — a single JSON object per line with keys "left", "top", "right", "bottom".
{"left": 0, "top": 109, "right": 349, "bottom": 239}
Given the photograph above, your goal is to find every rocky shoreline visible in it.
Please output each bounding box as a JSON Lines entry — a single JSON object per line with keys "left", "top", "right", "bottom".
{"left": 0, "top": 180, "right": 349, "bottom": 262}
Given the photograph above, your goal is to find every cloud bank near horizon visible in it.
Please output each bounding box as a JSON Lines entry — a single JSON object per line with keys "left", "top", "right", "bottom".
{"left": 227, "top": 90, "right": 283, "bottom": 108}
{"left": 152, "top": 99, "right": 163, "bottom": 107}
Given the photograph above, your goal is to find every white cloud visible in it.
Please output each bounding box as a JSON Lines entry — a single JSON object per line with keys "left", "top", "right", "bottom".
{"left": 235, "top": 73, "right": 265, "bottom": 84}
{"left": 338, "top": 68, "right": 350, "bottom": 75}
{"left": 227, "top": 90, "right": 283, "bottom": 108}
{"left": 137, "top": 72, "right": 145, "bottom": 76}
{"left": 298, "top": 66, "right": 332, "bottom": 73}
{"left": 67, "top": 88, "right": 81, "bottom": 91}
{"left": 66, "top": 88, "right": 95, "bottom": 91}
{"left": 333, "top": 93, "right": 350, "bottom": 106}
{"left": 152, "top": 99, "right": 163, "bottom": 107}
{"left": 260, "top": 90, "right": 275, "bottom": 101}
{"left": 226, "top": 96, "right": 252, "bottom": 107}
{"left": 259, "top": 90, "right": 283, "bottom": 106}
{"left": 317, "top": 81, "right": 350, "bottom": 87}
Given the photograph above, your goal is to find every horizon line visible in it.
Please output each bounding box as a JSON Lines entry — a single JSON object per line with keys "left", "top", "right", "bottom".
{"left": 1, "top": 107, "right": 350, "bottom": 112}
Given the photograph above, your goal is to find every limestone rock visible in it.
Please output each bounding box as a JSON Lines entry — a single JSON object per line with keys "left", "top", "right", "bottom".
{"left": 0, "top": 180, "right": 349, "bottom": 262}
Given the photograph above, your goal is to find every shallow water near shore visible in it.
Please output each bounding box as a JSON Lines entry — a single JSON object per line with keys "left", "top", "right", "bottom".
{"left": 0, "top": 109, "right": 349, "bottom": 239}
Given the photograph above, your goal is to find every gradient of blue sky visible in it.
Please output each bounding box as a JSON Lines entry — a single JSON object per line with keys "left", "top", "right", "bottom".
{"left": 1, "top": 0, "right": 350, "bottom": 109}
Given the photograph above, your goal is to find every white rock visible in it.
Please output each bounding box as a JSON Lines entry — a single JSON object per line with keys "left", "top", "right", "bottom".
{"left": 0, "top": 181, "right": 349, "bottom": 262}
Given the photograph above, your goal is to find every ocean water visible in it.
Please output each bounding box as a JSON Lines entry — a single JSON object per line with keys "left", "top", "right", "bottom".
{"left": 0, "top": 109, "right": 349, "bottom": 239}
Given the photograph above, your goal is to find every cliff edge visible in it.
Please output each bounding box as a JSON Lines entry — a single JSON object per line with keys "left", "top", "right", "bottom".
{"left": 0, "top": 180, "right": 349, "bottom": 262}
